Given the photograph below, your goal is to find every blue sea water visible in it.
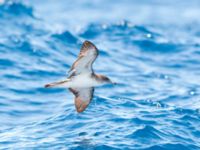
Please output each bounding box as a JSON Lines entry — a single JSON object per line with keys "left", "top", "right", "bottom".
{"left": 1, "top": 0, "right": 200, "bottom": 149}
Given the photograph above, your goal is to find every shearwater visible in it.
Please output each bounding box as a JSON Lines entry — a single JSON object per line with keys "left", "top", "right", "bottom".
{"left": 45, "top": 41, "right": 115, "bottom": 113}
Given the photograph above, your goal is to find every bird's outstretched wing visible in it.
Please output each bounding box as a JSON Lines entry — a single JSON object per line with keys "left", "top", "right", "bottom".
{"left": 68, "top": 41, "right": 98, "bottom": 76}
{"left": 69, "top": 87, "right": 94, "bottom": 113}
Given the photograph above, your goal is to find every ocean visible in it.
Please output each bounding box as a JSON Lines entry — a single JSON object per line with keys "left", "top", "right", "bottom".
{"left": 0, "top": 0, "right": 200, "bottom": 149}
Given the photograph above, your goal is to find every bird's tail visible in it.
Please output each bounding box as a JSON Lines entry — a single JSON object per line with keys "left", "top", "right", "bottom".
{"left": 44, "top": 79, "right": 70, "bottom": 88}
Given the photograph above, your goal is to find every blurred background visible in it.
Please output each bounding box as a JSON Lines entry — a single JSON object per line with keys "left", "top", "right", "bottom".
{"left": 0, "top": 0, "right": 200, "bottom": 149}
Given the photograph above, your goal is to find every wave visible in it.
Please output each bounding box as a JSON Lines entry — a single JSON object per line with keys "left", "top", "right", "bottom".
{"left": 0, "top": 1, "right": 34, "bottom": 18}
{"left": 1, "top": 1, "right": 200, "bottom": 149}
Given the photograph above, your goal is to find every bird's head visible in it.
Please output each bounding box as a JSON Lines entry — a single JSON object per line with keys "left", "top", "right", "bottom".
{"left": 95, "top": 74, "right": 116, "bottom": 85}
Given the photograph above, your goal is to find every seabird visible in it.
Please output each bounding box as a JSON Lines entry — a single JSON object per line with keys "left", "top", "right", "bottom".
{"left": 45, "top": 41, "right": 114, "bottom": 113}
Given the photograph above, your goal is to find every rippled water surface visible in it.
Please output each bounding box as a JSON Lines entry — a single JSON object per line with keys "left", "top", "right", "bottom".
{"left": 1, "top": 0, "right": 200, "bottom": 149}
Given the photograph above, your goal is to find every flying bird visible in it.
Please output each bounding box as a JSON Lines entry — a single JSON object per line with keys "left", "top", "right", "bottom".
{"left": 45, "top": 41, "right": 114, "bottom": 113}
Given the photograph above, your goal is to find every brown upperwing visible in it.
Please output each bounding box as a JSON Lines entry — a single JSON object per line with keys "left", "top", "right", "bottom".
{"left": 69, "top": 87, "right": 94, "bottom": 113}
{"left": 68, "top": 40, "right": 99, "bottom": 75}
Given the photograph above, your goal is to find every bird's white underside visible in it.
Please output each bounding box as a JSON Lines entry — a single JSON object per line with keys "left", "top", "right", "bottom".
{"left": 63, "top": 73, "right": 103, "bottom": 88}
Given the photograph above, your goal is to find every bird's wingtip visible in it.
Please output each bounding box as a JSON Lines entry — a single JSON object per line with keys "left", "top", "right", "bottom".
{"left": 82, "top": 40, "right": 96, "bottom": 47}
{"left": 83, "top": 40, "right": 91, "bottom": 43}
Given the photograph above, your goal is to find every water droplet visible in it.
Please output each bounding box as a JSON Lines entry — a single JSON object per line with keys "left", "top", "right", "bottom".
{"left": 189, "top": 91, "right": 195, "bottom": 95}
{"left": 146, "top": 99, "right": 151, "bottom": 103}
{"left": 102, "top": 24, "right": 107, "bottom": 29}
{"left": 146, "top": 33, "right": 152, "bottom": 38}
{"left": 164, "top": 75, "right": 169, "bottom": 79}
